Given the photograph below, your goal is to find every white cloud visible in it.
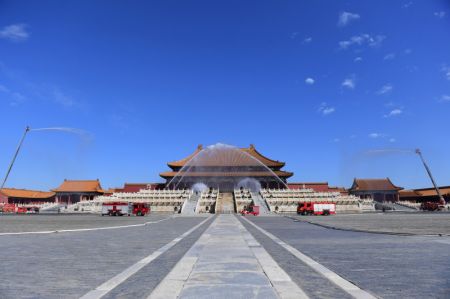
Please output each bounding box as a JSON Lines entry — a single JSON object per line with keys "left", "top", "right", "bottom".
{"left": 339, "top": 34, "right": 386, "bottom": 50}
{"left": 342, "top": 77, "right": 355, "bottom": 89}
{"left": 0, "top": 24, "right": 29, "bottom": 42}
{"left": 354, "top": 57, "right": 362, "bottom": 62}
{"left": 403, "top": 2, "right": 413, "bottom": 8}
{"left": 290, "top": 32, "right": 299, "bottom": 39}
{"left": 384, "top": 108, "right": 403, "bottom": 118}
{"left": 10, "top": 92, "right": 25, "bottom": 106}
{"left": 333, "top": 138, "right": 340, "bottom": 143}
{"left": 338, "top": 12, "right": 360, "bottom": 27}
{"left": 318, "top": 102, "right": 335, "bottom": 115}
{"left": 369, "top": 133, "right": 383, "bottom": 138}
{"left": 377, "top": 84, "right": 393, "bottom": 95}
{"left": 440, "top": 95, "right": 450, "bottom": 102}
{"left": 322, "top": 107, "right": 335, "bottom": 115}
{"left": 52, "top": 89, "right": 76, "bottom": 107}
{"left": 303, "top": 37, "right": 312, "bottom": 44}
{"left": 383, "top": 53, "right": 396, "bottom": 60}
{"left": 0, "top": 84, "right": 10, "bottom": 93}
{"left": 442, "top": 65, "right": 450, "bottom": 80}
{"left": 305, "top": 77, "right": 315, "bottom": 85}
{"left": 369, "top": 133, "right": 394, "bottom": 141}
{"left": 434, "top": 11, "right": 446, "bottom": 18}
{"left": 0, "top": 83, "right": 26, "bottom": 106}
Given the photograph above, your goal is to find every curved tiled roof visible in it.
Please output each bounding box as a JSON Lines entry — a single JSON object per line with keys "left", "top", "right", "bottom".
{"left": 160, "top": 170, "right": 293, "bottom": 179}
{"left": 52, "top": 179, "right": 104, "bottom": 193}
{"left": 0, "top": 188, "right": 55, "bottom": 199}
{"left": 167, "top": 144, "right": 285, "bottom": 168}
{"left": 350, "top": 178, "right": 403, "bottom": 191}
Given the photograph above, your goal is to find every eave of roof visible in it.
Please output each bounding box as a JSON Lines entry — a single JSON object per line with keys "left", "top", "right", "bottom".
{"left": 350, "top": 178, "right": 403, "bottom": 191}
{"left": 167, "top": 144, "right": 286, "bottom": 168}
{"left": 52, "top": 179, "right": 104, "bottom": 193}
{"left": 160, "top": 170, "right": 293, "bottom": 179}
{"left": 0, "top": 188, "right": 55, "bottom": 199}
{"left": 288, "top": 182, "right": 329, "bottom": 185}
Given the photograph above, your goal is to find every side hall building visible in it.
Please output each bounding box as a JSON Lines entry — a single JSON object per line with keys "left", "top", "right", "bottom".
{"left": 348, "top": 178, "right": 403, "bottom": 202}
{"left": 0, "top": 188, "right": 55, "bottom": 204}
{"left": 52, "top": 179, "right": 104, "bottom": 204}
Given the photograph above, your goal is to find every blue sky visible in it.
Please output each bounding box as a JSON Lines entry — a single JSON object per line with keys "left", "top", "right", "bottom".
{"left": 1, "top": 0, "right": 449, "bottom": 191}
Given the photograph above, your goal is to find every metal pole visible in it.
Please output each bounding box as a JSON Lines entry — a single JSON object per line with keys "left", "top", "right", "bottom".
{"left": 1, "top": 126, "right": 30, "bottom": 190}
{"left": 415, "top": 149, "right": 446, "bottom": 205}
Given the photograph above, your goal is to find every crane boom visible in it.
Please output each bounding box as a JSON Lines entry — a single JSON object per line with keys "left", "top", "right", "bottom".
{"left": 415, "top": 149, "right": 445, "bottom": 205}
{"left": 1, "top": 126, "right": 30, "bottom": 190}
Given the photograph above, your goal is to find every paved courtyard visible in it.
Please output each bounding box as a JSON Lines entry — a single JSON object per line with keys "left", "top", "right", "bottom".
{"left": 0, "top": 213, "right": 448, "bottom": 298}
{"left": 0, "top": 214, "right": 169, "bottom": 233}
{"left": 289, "top": 212, "right": 450, "bottom": 235}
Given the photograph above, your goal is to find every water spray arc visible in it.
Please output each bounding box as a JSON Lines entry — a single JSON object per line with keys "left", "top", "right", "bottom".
{"left": 415, "top": 149, "right": 446, "bottom": 205}
{"left": 165, "top": 143, "right": 289, "bottom": 191}
{"left": 1, "top": 126, "right": 91, "bottom": 190}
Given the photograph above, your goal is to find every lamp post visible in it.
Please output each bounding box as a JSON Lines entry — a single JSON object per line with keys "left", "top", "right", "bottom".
{"left": 1, "top": 126, "right": 31, "bottom": 190}
{"left": 415, "top": 149, "right": 445, "bottom": 206}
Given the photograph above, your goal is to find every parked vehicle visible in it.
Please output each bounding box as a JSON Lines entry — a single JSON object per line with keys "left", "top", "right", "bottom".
{"left": 297, "top": 202, "right": 336, "bottom": 216}
{"left": 101, "top": 202, "right": 150, "bottom": 216}
{"left": 101, "top": 202, "right": 130, "bottom": 216}
{"left": 132, "top": 203, "right": 150, "bottom": 216}
{"left": 420, "top": 201, "right": 443, "bottom": 211}
{"left": 16, "top": 206, "right": 28, "bottom": 214}
{"left": 240, "top": 205, "right": 259, "bottom": 216}
{"left": 0, "top": 204, "right": 16, "bottom": 214}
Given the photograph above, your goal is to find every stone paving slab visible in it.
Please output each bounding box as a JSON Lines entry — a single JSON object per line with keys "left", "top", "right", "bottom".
{"left": 194, "top": 260, "right": 261, "bottom": 272}
{"left": 179, "top": 284, "right": 278, "bottom": 299}
{"left": 0, "top": 216, "right": 207, "bottom": 299}
{"left": 149, "top": 214, "right": 308, "bottom": 299}
{"left": 239, "top": 216, "right": 353, "bottom": 299}
{"left": 186, "top": 271, "right": 271, "bottom": 286}
{"left": 290, "top": 212, "right": 450, "bottom": 235}
{"left": 102, "top": 217, "right": 214, "bottom": 299}
{"left": 0, "top": 214, "right": 169, "bottom": 233}
{"left": 247, "top": 216, "right": 450, "bottom": 299}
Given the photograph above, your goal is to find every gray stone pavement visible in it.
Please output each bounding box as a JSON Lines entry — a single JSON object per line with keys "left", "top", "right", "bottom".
{"left": 1, "top": 213, "right": 449, "bottom": 299}
{"left": 0, "top": 214, "right": 169, "bottom": 233}
{"left": 238, "top": 217, "right": 352, "bottom": 299}
{"left": 247, "top": 216, "right": 450, "bottom": 299}
{"left": 290, "top": 212, "right": 450, "bottom": 235}
{"left": 0, "top": 216, "right": 207, "bottom": 299}
{"left": 102, "top": 216, "right": 214, "bottom": 299}
{"left": 150, "top": 215, "right": 307, "bottom": 299}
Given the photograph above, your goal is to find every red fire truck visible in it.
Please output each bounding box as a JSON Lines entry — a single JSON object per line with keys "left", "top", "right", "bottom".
{"left": 132, "top": 203, "right": 150, "bottom": 216}
{"left": 240, "top": 205, "right": 260, "bottom": 216}
{"left": 420, "top": 202, "right": 444, "bottom": 211}
{"left": 101, "top": 202, "right": 150, "bottom": 216}
{"left": 297, "top": 202, "right": 336, "bottom": 216}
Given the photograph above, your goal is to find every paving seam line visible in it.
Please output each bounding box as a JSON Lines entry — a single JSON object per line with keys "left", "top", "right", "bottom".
{"left": 235, "top": 215, "right": 310, "bottom": 299}
{"left": 241, "top": 216, "right": 378, "bottom": 299}
{"left": 147, "top": 216, "right": 218, "bottom": 299}
{"left": 284, "top": 216, "right": 449, "bottom": 237}
{"left": 0, "top": 215, "right": 175, "bottom": 236}
{"left": 79, "top": 216, "right": 212, "bottom": 299}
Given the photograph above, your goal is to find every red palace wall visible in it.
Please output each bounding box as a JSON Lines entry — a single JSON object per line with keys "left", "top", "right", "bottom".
{"left": 0, "top": 193, "right": 8, "bottom": 204}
